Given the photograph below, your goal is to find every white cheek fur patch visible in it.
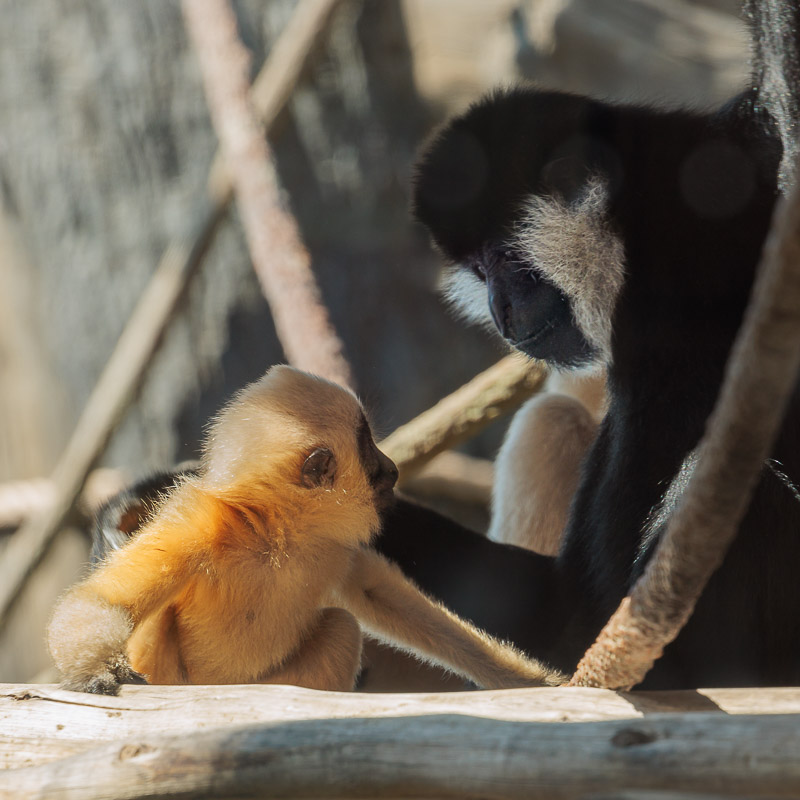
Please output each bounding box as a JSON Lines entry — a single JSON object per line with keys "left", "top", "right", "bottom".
{"left": 513, "top": 180, "right": 626, "bottom": 362}
{"left": 439, "top": 266, "right": 494, "bottom": 331}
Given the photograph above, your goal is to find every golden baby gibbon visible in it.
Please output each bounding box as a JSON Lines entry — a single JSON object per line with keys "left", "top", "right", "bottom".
{"left": 48, "top": 366, "right": 564, "bottom": 694}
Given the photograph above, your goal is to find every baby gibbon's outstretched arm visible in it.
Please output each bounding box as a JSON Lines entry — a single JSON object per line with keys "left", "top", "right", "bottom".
{"left": 337, "top": 547, "right": 564, "bottom": 688}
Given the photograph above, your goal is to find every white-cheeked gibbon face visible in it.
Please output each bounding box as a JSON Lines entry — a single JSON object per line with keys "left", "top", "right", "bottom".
{"left": 416, "top": 90, "right": 627, "bottom": 372}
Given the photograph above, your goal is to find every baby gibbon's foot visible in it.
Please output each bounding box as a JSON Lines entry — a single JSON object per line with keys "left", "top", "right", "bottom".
{"left": 61, "top": 653, "right": 147, "bottom": 696}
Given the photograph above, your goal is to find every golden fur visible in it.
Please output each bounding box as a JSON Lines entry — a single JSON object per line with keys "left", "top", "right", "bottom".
{"left": 48, "top": 366, "right": 564, "bottom": 693}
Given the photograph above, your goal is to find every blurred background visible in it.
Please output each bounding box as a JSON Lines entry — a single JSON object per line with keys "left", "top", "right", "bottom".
{"left": 0, "top": 0, "right": 747, "bottom": 682}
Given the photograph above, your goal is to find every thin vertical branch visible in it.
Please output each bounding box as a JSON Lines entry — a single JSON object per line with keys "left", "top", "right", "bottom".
{"left": 182, "top": 0, "right": 353, "bottom": 389}
{"left": 0, "top": 223, "right": 223, "bottom": 630}
{"left": 207, "top": 0, "right": 342, "bottom": 202}
{"left": 571, "top": 153, "right": 800, "bottom": 689}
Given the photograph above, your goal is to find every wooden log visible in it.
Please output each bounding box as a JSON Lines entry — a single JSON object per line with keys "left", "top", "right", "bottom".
{"left": 1, "top": 684, "right": 800, "bottom": 767}
{"left": 382, "top": 354, "right": 547, "bottom": 482}
{"left": 0, "top": 685, "right": 799, "bottom": 799}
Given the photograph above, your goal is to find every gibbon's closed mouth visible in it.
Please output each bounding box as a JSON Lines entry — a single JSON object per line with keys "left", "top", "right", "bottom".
{"left": 511, "top": 318, "right": 557, "bottom": 351}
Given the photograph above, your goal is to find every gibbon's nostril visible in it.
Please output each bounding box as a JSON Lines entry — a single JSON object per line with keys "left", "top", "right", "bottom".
{"left": 488, "top": 288, "right": 504, "bottom": 335}
{"left": 489, "top": 293, "right": 515, "bottom": 340}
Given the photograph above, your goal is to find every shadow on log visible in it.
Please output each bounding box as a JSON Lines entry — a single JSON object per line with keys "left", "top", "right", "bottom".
{"left": 1, "top": 684, "right": 799, "bottom": 798}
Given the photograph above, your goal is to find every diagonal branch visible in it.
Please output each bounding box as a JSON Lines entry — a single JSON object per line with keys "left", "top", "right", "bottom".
{"left": 182, "top": 0, "right": 353, "bottom": 389}
{"left": 571, "top": 150, "right": 800, "bottom": 689}
{"left": 381, "top": 354, "right": 547, "bottom": 482}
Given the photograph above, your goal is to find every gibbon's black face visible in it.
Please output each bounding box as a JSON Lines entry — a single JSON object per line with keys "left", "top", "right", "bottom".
{"left": 462, "top": 242, "right": 596, "bottom": 365}
{"left": 413, "top": 89, "right": 626, "bottom": 369}
{"left": 357, "top": 416, "right": 398, "bottom": 511}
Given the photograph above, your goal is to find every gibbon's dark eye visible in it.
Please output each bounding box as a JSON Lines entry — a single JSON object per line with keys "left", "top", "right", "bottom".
{"left": 301, "top": 447, "right": 337, "bottom": 489}
{"left": 469, "top": 258, "right": 486, "bottom": 282}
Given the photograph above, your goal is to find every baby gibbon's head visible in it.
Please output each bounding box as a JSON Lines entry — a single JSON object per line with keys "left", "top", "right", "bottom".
{"left": 202, "top": 366, "right": 397, "bottom": 540}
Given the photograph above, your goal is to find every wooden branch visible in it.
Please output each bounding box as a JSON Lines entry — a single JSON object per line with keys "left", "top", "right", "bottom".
{"left": 207, "top": 0, "right": 342, "bottom": 202}
{"left": 401, "top": 451, "right": 494, "bottom": 506}
{"left": 572, "top": 153, "right": 800, "bottom": 689}
{"left": 0, "top": 0, "right": 340, "bottom": 629}
{"left": 1, "top": 685, "right": 799, "bottom": 798}
{"left": 0, "top": 479, "right": 54, "bottom": 530}
{"left": 182, "top": 0, "right": 353, "bottom": 389}
{"left": 382, "top": 354, "right": 547, "bottom": 481}
{"left": 0, "top": 225, "right": 223, "bottom": 631}
{"left": 0, "top": 469, "right": 129, "bottom": 530}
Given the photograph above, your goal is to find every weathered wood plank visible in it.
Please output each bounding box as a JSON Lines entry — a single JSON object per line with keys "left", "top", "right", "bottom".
{"left": 2, "top": 684, "right": 800, "bottom": 770}
{"left": 2, "top": 709, "right": 799, "bottom": 799}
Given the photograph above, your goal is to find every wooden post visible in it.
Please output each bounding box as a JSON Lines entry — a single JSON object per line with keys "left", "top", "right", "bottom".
{"left": 182, "top": 0, "right": 353, "bottom": 389}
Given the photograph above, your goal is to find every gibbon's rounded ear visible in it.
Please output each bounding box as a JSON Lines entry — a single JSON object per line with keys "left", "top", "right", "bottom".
{"left": 301, "top": 448, "right": 337, "bottom": 489}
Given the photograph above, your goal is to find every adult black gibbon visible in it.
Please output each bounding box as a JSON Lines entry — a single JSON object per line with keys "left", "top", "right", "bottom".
{"left": 376, "top": 5, "right": 800, "bottom": 688}
{"left": 48, "top": 366, "right": 563, "bottom": 694}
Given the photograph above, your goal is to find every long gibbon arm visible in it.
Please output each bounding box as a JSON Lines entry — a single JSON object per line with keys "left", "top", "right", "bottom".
{"left": 376, "top": 497, "right": 573, "bottom": 667}
{"left": 345, "top": 544, "right": 564, "bottom": 687}
{"left": 489, "top": 392, "right": 599, "bottom": 555}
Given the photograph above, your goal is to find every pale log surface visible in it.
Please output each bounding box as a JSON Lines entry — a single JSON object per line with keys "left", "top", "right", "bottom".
{"left": 1, "top": 684, "right": 800, "bottom": 798}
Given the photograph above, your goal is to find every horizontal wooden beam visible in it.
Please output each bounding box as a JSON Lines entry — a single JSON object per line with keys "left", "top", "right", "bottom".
{"left": 1, "top": 685, "right": 799, "bottom": 798}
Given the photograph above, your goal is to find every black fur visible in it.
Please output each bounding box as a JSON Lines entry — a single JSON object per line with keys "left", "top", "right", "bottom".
{"left": 377, "top": 12, "right": 800, "bottom": 688}
{"left": 90, "top": 465, "right": 199, "bottom": 565}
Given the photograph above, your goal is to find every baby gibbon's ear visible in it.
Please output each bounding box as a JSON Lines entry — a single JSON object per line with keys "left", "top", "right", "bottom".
{"left": 301, "top": 448, "right": 337, "bottom": 488}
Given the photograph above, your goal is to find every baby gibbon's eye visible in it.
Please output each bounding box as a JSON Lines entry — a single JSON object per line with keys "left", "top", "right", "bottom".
{"left": 301, "top": 447, "right": 337, "bottom": 489}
